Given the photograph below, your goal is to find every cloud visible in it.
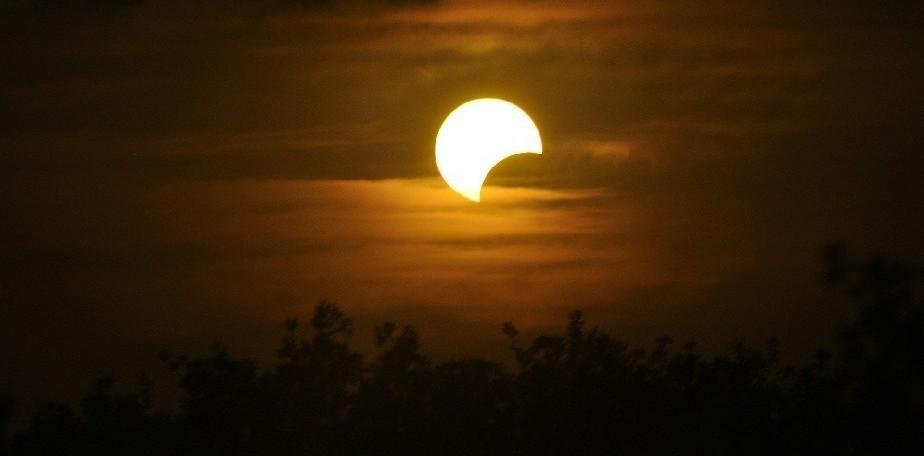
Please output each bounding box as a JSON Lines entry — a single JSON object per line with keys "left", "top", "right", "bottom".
{"left": 7, "top": 0, "right": 441, "bottom": 14}
{"left": 2, "top": 0, "right": 923, "bottom": 430}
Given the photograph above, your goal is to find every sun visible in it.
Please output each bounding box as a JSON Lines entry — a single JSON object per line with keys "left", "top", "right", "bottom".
{"left": 435, "top": 98, "right": 542, "bottom": 202}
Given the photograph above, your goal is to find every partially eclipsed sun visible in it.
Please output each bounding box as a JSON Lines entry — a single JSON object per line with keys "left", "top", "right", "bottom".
{"left": 436, "top": 98, "right": 542, "bottom": 202}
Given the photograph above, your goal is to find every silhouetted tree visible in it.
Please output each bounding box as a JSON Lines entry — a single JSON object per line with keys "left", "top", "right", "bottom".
{"left": 0, "top": 396, "right": 11, "bottom": 456}
{"left": 3, "top": 249, "right": 922, "bottom": 455}
{"left": 821, "top": 245, "right": 924, "bottom": 453}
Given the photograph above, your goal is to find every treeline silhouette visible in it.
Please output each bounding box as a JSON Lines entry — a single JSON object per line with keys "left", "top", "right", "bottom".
{"left": 1, "top": 247, "right": 921, "bottom": 455}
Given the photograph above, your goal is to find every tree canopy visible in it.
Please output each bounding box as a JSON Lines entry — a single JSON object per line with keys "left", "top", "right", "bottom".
{"left": 2, "top": 249, "right": 922, "bottom": 455}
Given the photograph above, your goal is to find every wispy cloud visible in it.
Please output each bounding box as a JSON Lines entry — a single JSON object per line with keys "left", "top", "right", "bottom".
{"left": 2, "top": 0, "right": 923, "bottom": 427}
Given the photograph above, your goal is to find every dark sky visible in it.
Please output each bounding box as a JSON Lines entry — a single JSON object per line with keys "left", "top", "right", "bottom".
{"left": 2, "top": 0, "right": 923, "bottom": 425}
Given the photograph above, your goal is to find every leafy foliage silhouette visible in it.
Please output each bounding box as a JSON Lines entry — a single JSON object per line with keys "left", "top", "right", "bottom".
{"left": 4, "top": 249, "right": 922, "bottom": 455}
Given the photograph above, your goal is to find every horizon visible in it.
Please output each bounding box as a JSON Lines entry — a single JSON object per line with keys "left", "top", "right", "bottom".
{"left": 2, "top": 0, "right": 923, "bottom": 450}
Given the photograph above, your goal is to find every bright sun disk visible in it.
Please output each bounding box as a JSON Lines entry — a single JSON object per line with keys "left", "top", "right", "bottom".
{"left": 435, "top": 98, "right": 542, "bottom": 202}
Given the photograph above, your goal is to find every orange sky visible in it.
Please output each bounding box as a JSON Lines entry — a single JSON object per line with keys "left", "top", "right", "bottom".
{"left": 2, "top": 0, "right": 923, "bottom": 426}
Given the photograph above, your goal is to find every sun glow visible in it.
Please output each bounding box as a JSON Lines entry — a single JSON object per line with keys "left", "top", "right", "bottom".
{"left": 435, "top": 98, "right": 542, "bottom": 202}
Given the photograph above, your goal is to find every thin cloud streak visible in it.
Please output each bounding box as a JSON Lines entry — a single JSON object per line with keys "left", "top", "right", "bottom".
{"left": 1, "top": 0, "right": 922, "bottom": 431}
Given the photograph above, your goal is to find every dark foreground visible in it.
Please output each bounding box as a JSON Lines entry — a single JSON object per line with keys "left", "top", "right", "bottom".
{"left": 1, "top": 248, "right": 922, "bottom": 455}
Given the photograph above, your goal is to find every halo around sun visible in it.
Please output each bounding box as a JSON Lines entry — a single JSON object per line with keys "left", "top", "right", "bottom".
{"left": 435, "top": 98, "right": 542, "bottom": 202}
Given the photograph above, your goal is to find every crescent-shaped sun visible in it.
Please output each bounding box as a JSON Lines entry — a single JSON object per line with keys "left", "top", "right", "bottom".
{"left": 435, "top": 98, "right": 542, "bottom": 202}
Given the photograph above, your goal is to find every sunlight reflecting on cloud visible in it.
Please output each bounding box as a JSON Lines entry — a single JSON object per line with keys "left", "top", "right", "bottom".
{"left": 135, "top": 178, "right": 638, "bottom": 332}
